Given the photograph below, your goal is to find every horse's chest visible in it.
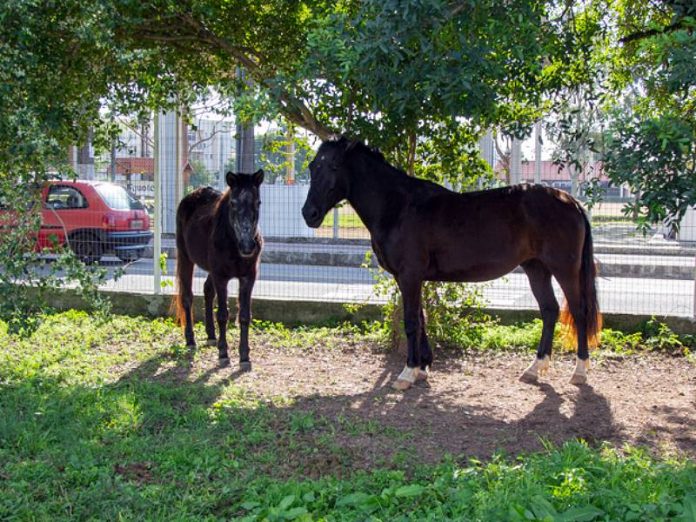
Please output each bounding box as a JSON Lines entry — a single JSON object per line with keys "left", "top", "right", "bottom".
{"left": 371, "top": 240, "right": 395, "bottom": 274}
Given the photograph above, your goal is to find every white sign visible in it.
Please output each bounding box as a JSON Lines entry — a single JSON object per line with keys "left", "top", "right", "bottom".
{"left": 128, "top": 181, "right": 155, "bottom": 198}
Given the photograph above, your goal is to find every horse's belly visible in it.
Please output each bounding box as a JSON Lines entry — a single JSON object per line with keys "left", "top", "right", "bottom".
{"left": 426, "top": 260, "right": 519, "bottom": 283}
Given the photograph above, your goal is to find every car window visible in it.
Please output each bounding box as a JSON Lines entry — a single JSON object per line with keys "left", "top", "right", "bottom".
{"left": 94, "top": 183, "right": 144, "bottom": 210}
{"left": 46, "top": 185, "right": 89, "bottom": 210}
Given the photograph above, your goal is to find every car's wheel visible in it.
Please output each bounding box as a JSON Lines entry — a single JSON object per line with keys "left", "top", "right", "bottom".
{"left": 117, "top": 248, "right": 144, "bottom": 263}
{"left": 70, "top": 232, "right": 102, "bottom": 264}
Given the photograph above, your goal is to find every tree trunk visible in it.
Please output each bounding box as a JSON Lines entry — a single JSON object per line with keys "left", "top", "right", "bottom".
{"left": 407, "top": 131, "right": 416, "bottom": 177}
{"left": 390, "top": 297, "right": 408, "bottom": 356}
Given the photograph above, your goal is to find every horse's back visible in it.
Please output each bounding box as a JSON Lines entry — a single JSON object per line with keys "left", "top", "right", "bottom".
{"left": 176, "top": 187, "right": 221, "bottom": 224}
{"left": 400, "top": 183, "right": 587, "bottom": 281}
{"left": 176, "top": 187, "right": 221, "bottom": 266}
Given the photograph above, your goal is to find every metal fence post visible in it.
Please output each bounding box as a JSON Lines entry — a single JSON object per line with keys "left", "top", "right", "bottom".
{"left": 333, "top": 207, "right": 339, "bottom": 239}
{"left": 693, "top": 254, "right": 696, "bottom": 318}
{"left": 153, "top": 112, "right": 162, "bottom": 294}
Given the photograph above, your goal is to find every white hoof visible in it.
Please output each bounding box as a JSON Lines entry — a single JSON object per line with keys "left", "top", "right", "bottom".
{"left": 569, "top": 357, "right": 590, "bottom": 385}
{"left": 392, "top": 365, "right": 420, "bottom": 391}
{"left": 392, "top": 379, "right": 412, "bottom": 391}
{"left": 519, "top": 355, "right": 550, "bottom": 383}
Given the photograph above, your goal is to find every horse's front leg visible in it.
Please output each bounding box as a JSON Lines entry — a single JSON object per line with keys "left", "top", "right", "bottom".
{"left": 393, "top": 276, "right": 425, "bottom": 391}
{"left": 203, "top": 275, "right": 217, "bottom": 347}
{"left": 213, "top": 276, "right": 230, "bottom": 366}
{"left": 237, "top": 274, "right": 256, "bottom": 372}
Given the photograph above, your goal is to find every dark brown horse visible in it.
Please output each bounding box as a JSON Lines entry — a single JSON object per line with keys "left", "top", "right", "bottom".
{"left": 302, "top": 138, "right": 600, "bottom": 389}
{"left": 174, "top": 170, "right": 264, "bottom": 370}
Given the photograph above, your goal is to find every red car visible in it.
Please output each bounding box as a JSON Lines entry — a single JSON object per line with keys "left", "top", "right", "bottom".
{"left": 37, "top": 180, "right": 152, "bottom": 263}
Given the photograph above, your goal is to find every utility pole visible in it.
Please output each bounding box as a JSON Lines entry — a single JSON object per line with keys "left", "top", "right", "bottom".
{"left": 285, "top": 126, "right": 295, "bottom": 184}
{"left": 510, "top": 138, "right": 522, "bottom": 185}
{"left": 534, "top": 122, "right": 542, "bottom": 185}
{"left": 235, "top": 68, "right": 255, "bottom": 174}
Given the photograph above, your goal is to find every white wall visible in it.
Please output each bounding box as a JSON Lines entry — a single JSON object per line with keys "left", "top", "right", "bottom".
{"left": 259, "top": 185, "right": 315, "bottom": 238}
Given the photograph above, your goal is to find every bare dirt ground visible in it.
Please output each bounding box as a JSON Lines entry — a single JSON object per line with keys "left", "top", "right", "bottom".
{"left": 153, "top": 340, "right": 696, "bottom": 470}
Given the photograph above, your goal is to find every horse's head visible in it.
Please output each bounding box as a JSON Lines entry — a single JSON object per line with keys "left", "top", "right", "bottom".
{"left": 225, "top": 169, "right": 264, "bottom": 257}
{"left": 302, "top": 137, "right": 354, "bottom": 228}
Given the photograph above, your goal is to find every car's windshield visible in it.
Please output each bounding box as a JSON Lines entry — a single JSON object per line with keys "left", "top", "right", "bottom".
{"left": 95, "top": 184, "right": 144, "bottom": 210}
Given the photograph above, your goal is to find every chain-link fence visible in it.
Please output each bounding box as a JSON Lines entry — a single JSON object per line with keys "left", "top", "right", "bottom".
{"left": 49, "top": 179, "right": 695, "bottom": 320}
{"left": 51, "top": 118, "right": 696, "bottom": 321}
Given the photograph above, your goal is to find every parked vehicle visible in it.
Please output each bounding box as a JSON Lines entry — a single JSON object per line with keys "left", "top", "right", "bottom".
{"left": 38, "top": 180, "right": 152, "bottom": 263}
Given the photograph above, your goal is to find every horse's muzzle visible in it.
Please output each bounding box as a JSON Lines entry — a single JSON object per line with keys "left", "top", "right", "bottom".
{"left": 239, "top": 240, "right": 257, "bottom": 258}
{"left": 302, "top": 204, "right": 322, "bottom": 228}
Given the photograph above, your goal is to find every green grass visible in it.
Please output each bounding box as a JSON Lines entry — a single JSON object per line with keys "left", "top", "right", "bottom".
{"left": 1, "top": 311, "right": 694, "bottom": 520}
{"left": 318, "top": 207, "right": 365, "bottom": 230}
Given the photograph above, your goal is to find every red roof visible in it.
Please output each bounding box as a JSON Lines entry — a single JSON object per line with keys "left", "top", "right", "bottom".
{"left": 111, "top": 157, "right": 154, "bottom": 175}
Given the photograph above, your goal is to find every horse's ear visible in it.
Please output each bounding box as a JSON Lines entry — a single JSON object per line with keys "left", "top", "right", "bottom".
{"left": 252, "top": 169, "right": 264, "bottom": 186}
{"left": 225, "top": 171, "right": 239, "bottom": 187}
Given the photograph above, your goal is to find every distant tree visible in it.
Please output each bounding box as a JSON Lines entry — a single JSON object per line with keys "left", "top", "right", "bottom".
{"left": 601, "top": 0, "right": 696, "bottom": 229}
{"left": 256, "top": 125, "right": 314, "bottom": 184}
{"left": 187, "top": 159, "right": 217, "bottom": 190}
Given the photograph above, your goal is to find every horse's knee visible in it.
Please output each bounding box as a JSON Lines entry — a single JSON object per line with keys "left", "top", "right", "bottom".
{"left": 180, "top": 291, "right": 194, "bottom": 309}
{"left": 216, "top": 308, "right": 229, "bottom": 324}
{"left": 541, "top": 303, "right": 559, "bottom": 321}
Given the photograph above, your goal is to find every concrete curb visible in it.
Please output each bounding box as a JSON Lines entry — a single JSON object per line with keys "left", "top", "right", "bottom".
{"left": 145, "top": 241, "right": 696, "bottom": 280}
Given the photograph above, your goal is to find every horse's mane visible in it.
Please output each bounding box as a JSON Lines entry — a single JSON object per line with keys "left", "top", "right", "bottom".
{"left": 332, "top": 136, "right": 409, "bottom": 178}
{"left": 212, "top": 189, "right": 234, "bottom": 247}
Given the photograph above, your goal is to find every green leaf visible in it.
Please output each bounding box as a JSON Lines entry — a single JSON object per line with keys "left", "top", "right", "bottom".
{"left": 277, "top": 495, "right": 295, "bottom": 511}
{"left": 282, "top": 506, "right": 308, "bottom": 520}
{"left": 336, "top": 492, "right": 374, "bottom": 507}
{"left": 529, "top": 495, "right": 558, "bottom": 519}
{"left": 680, "top": 495, "right": 696, "bottom": 522}
{"left": 556, "top": 505, "right": 605, "bottom": 522}
{"left": 395, "top": 484, "right": 426, "bottom": 498}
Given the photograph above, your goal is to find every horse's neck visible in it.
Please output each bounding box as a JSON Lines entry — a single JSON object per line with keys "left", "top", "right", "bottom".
{"left": 346, "top": 156, "right": 408, "bottom": 234}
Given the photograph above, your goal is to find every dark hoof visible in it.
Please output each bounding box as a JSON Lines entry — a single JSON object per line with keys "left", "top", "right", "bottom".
{"left": 218, "top": 357, "right": 230, "bottom": 368}
{"left": 239, "top": 361, "right": 252, "bottom": 372}
{"left": 206, "top": 339, "right": 217, "bottom": 347}
{"left": 186, "top": 343, "right": 196, "bottom": 350}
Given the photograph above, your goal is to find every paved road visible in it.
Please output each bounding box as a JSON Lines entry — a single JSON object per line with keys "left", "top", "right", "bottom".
{"left": 95, "top": 257, "right": 695, "bottom": 318}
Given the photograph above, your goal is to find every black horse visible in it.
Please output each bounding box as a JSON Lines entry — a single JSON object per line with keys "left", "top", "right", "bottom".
{"left": 302, "top": 138, "right": 600, "bottom": 390}
{"left": 174, "top": 170, "right": 264, "bottom": 370}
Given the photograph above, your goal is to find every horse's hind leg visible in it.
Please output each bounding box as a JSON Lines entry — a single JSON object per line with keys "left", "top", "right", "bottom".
{"left": 554, "top": 267, "right": 590, "bottom": 385}
{"left": 520, "top": 259, "right": 559, "bottom": 383}
{"left": 237, "top": 273, "right": 256, "bottom": 372}
{"left": 204, "top": 275, "right": 217, "bottom": 346}
{"left": 176, "top": 254, "right": 197, "bottom": 349}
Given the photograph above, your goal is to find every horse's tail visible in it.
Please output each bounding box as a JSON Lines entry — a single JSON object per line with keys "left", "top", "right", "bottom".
{"left": 170, "top": 217, "right": 190, "bottom": 328}
{"left": 559, "top": 211, "right": 602, "bottom": 349}
{"left": 171, "top": 257, "right": 187, "bottom": 327}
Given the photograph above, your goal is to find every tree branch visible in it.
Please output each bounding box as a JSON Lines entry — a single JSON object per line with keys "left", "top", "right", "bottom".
{"left": 620, "top": 19, "right": 692, "bottom": 44}
{"left": 176, "top": 14, "right": 336, "bottom": 140}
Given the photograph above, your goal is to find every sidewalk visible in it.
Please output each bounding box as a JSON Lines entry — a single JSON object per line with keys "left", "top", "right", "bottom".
{"left": 147, "top": 237, "right": 696, "bottom": 280}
